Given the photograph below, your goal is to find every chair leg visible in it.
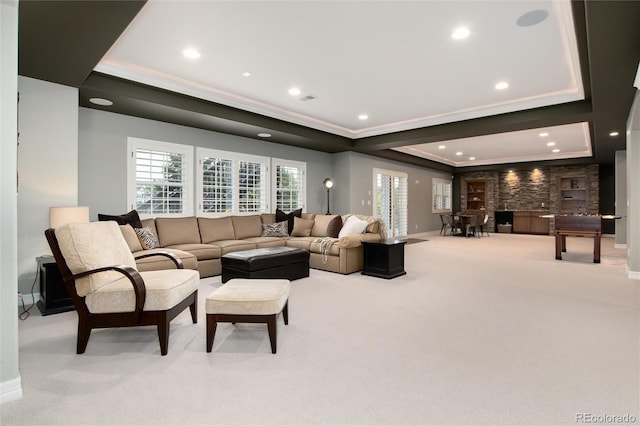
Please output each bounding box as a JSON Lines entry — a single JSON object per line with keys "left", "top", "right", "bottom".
{"left": 206, "top": 315, "right": 217, "bottom": 353}
{"left": 77, "top": 322, "right": 91, "bottom": 354}
{"left": 267, "top": 314, "right": 277, "bottom": 354}
{"left": 157, "top": 314, "right": 170, "bottom": 356}
{"left": 189, "top": 299, "right": 197, "bottom": 324}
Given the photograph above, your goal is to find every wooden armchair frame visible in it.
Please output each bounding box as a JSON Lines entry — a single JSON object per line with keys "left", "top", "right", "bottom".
{"left": 45, "top": 228, "right": 198, "bottom": 356}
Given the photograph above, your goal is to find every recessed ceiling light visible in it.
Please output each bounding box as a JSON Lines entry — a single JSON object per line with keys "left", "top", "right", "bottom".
{"left": 257, "top": 133, "right": 271, "bottom": 138}
{"left": 288, "top": 87, "right": 301, "bottom": 96}
{"left": 508, "top": 170, "right": 514, "bottom": 173}
{"left": 495, "top": 81, "right": 509, "bottom": 90}
{"left": 539, "top": 132, "right": 549, "bottom": 137}
{"left": 358, "top": 114, "right": 369, "bottom": 120}
{"left": 451, "top": 27, "right": 470, "bottom": 40}
{"left": 456, "top": 152, "right": 463, "bottom": 156}
{"left": 182, "top": 48, "right": 201, "bottom": 60}
{"left": 89, "top": 98, "right": 113, "bottom": 106}
{"left": 609, "top": 131, "right": 619, "bottom": 137}
{"left": 552, "top": 149, "right": 560, "bottom": 153}
{"left": 438, "top": 145, "right": 446, "bottom": 150}
{"left": 469, "top": 157, "right": 476, "bottom": 161}
{"left": 546, "top": 141, "right": 556, "bottom": 146}
{"left": 242, "top": 72, "right": 252, "bottom": 77}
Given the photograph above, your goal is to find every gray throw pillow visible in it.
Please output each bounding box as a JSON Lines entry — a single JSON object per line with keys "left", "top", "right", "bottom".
{"left": 262, "top": 221, "right": 289, "bottom": 237}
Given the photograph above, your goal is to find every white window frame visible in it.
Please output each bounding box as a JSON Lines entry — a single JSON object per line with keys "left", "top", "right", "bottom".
{"left": 373, "top": 168, "right": 408, "bottom": 238}
{"left": 196, "top": 148, "right": 270, "bottom": 217}
{"left": 127, "top": 137, "right": 194, "bottom": 218}
{"left": 272, "top": 158, "right": 307, "bottom": 212}
{"left": 432, "top": 177, "right": 452, "bottom": 213}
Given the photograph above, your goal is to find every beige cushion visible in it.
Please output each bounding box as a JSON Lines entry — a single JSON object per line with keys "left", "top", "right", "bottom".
{"left": 134, "top": 248, "right": 198, "bottom": 272}
{"left": 261, "top": 213, "right": 276, "bottom": 224}
{"left": 85, "top": 269, "right": 199, "bottom": 313}
{"left": 198, "top": 217, "right": 235, "bottom": 243}
{"left": 56, "top": 222, "right": 137, "bottom": 297}
{"left": 163, "top": 243, "right": 221, "bottom": 260}
{"left": 311, "top": 214, "right": 339, "bottom": 237}
{"left": 285, "top": 237, "right": 314, "bottom": 251}
{"left": 301, "top": 213, "right": 316, "bottom": 221}
{"left": 209, "top": 240, "right": 257, "bottom": 255}
{"left": 205, "top": 278, "right": 290, "bottom": 315}
{"left": 232, "top": 215, "right": 263, "bottom": 239}
{"left": 120, "top": 224, "right": 143, "bottom": 252}
{"left": 291, "top": 217, "right": 314, "bottom": 237}
{"left": 140, "top": 218, "right": 157, "bottom": 235}
{"left": 310, "top": 238, "right": 340, "bottom": 255}
{"left": 155, "top": 217, "right": 201, "bottom": 246}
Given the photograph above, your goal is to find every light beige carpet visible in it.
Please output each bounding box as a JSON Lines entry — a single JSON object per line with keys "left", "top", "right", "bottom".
{"left": 2, "top": 233, "right": 638, "bottom": 425}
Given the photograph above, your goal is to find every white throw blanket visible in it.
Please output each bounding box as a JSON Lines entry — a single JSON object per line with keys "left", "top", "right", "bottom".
{"left": 313, "top": 237, "right": 337, "bottom": 263}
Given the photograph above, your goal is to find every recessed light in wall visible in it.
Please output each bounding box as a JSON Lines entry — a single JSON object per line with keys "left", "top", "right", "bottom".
{"left": 182, "top": 48, "right": 201, "bottom": 59}
{"left": 539, "top": 132, "right": 549, "bottom": 137}
{"left": 494, "top": 81, "right": 509, "bottom": 90}
{"left": 456, "top": 152, "right": 463, "bottom": 156}
{"left": 358, "top": 114, "right": 369, "bottom": 120}
{"left": 242, "top": 71, "right": 252, "bottom": 77}
{"left": 257, "top": 133, "right": 272, "bottom": 138}
{"left": 89, "top": 98, "right": 113, "bottom": 106}
{"left": 552, "top": 149, "right": 560, "bottom": 153}
{"left": 288, "top": 87, "right": 301, "bottom": 96}
{"left": 546, "top": 141, "right": 556, "bottom": 146}
{"left": 469, "top": 157, "right": 476, "bottom": 160}
{"left": 451, "top": 27, "right": 470, "bottom": 40}
{"left": 438, "top": 145, "right": 446, "bottom": 150}
{"left": 609, "top": 131, "right": 619, "bottom": 137}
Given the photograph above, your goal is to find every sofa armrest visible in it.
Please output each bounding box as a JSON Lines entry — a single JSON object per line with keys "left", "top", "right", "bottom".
{"left": 338, "top": 232, "right": 382, "bottom": 248}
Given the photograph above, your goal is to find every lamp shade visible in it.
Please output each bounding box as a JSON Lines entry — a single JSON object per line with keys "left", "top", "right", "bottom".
{"left": 323, "top": 177, "right": 334, "bottom": 190}
{"left": 49, "top": 206, "right": 90, "bottom": 229}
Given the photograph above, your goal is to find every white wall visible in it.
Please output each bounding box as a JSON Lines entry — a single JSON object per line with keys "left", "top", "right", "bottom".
{"left": 0, "top": 0, "right": 21, "bottom": 403}
{"left": 16, "top": 77, "right": 79, "bottom": 294}
{"left": 615, "top": 150, "right": 627, "bottom": 248}
{"left": 627, "top": 91, "right": 640, "bottom": 279}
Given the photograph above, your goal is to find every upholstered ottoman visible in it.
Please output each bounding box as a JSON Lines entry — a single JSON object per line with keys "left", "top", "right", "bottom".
{"left": 206, "top": 279, "right": 290, "bottom": 354}
{"left": 221, "top": 246, "right": 309, "bottom": 283}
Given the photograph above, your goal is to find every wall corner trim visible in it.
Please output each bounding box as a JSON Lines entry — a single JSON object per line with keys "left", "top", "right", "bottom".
{"left": 628, "top": 270, "right": 640, "bottom": 281}
{"left": 0, "top": 375, "right": 23, "bottom": 404}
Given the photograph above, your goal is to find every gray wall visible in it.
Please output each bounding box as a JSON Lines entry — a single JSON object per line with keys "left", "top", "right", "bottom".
{"left": 78, "top": 108, "right": 334, "bottom": 217}
{"left": 627, "top": 91, "right": 640, "bottom": 278}
{"left": 1, "top": 0, "right": 21, "bottom": 401}
{"left": 337, "top": 152, "right": 452, "bottom": 234}
{"left": 615, "top": 150, "right": 627, "bottom": 247}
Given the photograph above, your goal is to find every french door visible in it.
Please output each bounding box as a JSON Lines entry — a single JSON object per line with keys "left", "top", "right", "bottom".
{"left": 373, "top": 168, "right": 408, "bottom": 238}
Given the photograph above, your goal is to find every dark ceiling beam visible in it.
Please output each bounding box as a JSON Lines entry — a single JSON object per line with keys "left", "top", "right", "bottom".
{"left": 80, "top": 73, "right": 354, "bottom": 153}
{"left": 365, "top": 150, "right": 455, "bottom": 173}
{"left": 352, "top": 101, "right": 594, "bottom": 152}
{"left": 18, "top": 1, "right": 146, "bottom": 87}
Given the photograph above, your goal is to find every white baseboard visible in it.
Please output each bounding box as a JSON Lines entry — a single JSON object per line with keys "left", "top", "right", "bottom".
{"left": 0, "top": 375, "right": 23, "bottom": 404}
{"left": 629, "top": 270, "right": 640, "bottom": 280}
{"left": 17, "top": 292, "right": 39, "bottom": 307}
{"left": 615, "top": 243, "right": 627, "bottom": 249}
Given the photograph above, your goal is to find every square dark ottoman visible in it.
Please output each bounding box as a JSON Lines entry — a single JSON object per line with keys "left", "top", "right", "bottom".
{"left": 221, "top": 247, "right": 309, "bottom": 283}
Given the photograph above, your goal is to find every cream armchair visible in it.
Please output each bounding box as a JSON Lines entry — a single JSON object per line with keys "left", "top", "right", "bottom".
{"left": 45, "top": 221, "right": 199, "bottom": 356}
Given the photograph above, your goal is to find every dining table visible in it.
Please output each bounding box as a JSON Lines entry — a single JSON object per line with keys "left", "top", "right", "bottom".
{"left": 450, "top": 213, "right": 482, "bottom": 237}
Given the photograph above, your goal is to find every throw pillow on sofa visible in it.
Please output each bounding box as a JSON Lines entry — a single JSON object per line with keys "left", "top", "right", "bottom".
{"left": 98, "top": 209, "right": 143, "bottom": 228}
{"left": 262, "top": 221, "right": 289, "bottom": 237}
{"left": 338, "top": 215, "right": 368, "bottom": 237}
{"left": 291, "top": 216, "right": 314, "bottom": 237}
{"left": 327, "top": 215, "right": 343, "bottom": 238}
{"left": 135, "top": 227, "right": 160, "bottom": 249}
{"left": 276, "top": 208, "right": 302, "bottom": 235}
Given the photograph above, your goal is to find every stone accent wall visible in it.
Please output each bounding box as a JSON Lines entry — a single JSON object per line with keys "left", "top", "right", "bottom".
{"left": 460, "top": 164, "right": 599, "bottom": 235}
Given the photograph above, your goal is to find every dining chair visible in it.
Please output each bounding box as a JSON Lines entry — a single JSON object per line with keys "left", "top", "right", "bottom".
{"left": 465, "top": 215, "right": 480, "bottom": 238}
{"left": 479, "top": 214, "right": 490, "bottom": 237}
{"left": 439, "top": 214, "right": 450, "bottom": 235}
{"left": 450, "top": 214, "right": 462, "bottom": 236}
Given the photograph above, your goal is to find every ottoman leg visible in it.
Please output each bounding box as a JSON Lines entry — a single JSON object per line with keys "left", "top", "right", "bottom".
{"left": 282, "top": 301, "right": 289, "bottom": 325}
{"left": 267, "top": 314, "right": 277, "bottom": 354}
{"left": 206, "top": 315, "right": 218, "bottom": 353}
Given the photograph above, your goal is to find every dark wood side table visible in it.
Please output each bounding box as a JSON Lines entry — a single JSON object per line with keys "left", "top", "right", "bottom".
{"left": 361, "top": 239, "right": 407, "bottom": 279}
{"left": 36, "top": 256, "right": 74, "bottom": 315}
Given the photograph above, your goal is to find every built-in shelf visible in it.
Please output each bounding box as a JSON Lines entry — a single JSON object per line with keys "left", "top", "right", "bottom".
{"left": 559, "top": 176, "right": 588, "bottom": 214}
{"left": 466, "top": 180, "right": 486, "bottom": 213}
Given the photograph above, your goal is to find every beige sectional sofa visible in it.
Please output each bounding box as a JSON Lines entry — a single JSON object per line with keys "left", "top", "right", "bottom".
{"left": 119, "top": 213, "right": 385, "bottom": 278}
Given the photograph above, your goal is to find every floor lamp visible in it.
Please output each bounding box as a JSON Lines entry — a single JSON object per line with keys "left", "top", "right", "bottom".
{"left": 323, "top": 177, "right": 334, "bottom": 214}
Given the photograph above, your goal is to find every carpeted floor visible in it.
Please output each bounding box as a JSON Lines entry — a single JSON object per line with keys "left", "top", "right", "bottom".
{"left": 2, "top": 233, "right": 638, "bottom": 425}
